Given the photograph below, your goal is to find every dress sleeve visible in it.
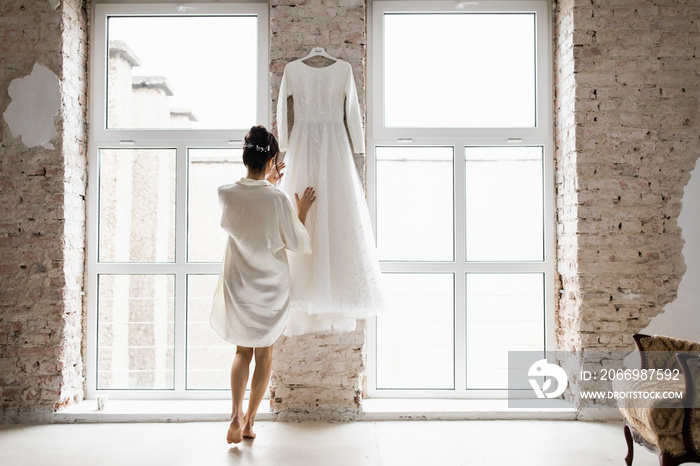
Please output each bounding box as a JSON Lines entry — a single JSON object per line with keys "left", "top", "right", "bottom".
{"left": 344, "top": 63, "right": 365, "bottom": 154}
{"left": 276, "top": 65, "right": 292, "bottom": 153}
{"left": 278, "top": 191, "right": 312, "bottom": 254}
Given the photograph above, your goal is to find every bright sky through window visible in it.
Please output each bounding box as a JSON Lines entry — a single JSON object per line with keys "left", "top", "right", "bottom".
{"left": 108, "top": 16, "right": 257, "bottom": 129}
{"left": 384, "top": 13, "right": 536, "bottom": 128}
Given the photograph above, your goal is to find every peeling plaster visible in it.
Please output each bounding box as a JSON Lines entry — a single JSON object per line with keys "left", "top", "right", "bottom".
{"left": 47, "top": 0, "right": 61, "bottom": 10}
{"left": 3, "top": 63, "right": 61, "bottom": 150}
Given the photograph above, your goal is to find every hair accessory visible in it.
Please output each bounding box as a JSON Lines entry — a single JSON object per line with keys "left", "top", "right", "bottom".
{"left": 243, "top": 142, "right": 270, "bottom": 152}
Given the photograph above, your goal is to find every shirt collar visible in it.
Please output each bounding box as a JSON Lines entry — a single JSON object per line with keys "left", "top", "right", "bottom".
{"left": 236, "top": 177, "right": 271, "bottom": 187}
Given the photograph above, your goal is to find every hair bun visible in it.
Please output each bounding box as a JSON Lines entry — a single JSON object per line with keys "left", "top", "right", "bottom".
{"left": 246, "top": 125, "right": 270, "bottom": 145}
{"left": 242, "top": 125, "right": 279, "bottom": 172}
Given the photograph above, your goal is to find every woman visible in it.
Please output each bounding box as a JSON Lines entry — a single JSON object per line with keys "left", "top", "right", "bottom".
{"left": 210, "top": 125, "right": 316, "bottom": 443}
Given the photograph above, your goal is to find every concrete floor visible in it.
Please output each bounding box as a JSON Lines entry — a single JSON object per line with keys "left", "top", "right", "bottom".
{"left": 0, "top": 420, "right": 660, "bottom": 466}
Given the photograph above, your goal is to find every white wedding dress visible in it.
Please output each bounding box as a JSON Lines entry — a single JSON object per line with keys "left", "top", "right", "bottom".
{"left": 277, "top": 58, "right": 384, "bottom": 335}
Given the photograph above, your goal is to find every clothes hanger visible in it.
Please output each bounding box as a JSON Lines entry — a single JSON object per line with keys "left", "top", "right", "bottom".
{"left": 301, "top": 47, "right": 338, "bottom": 62}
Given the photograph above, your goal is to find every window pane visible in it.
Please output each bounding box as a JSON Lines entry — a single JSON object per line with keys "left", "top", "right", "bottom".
{"left": 188, "top": 149, "right": 246, "bottom": 263}
{"left": 384, "top": 13, "right": 536, "bottom": 128}
{"left": 465, "top": 146, "right": 543, "bottom": 261}
{"left": 376, "top": 274, "right": 454, "bottom": 389}
{"left": 107, "top": 16, "right": 257, "bottom": 129}
{"left": 186, "top": 275, "right": 237, "bottom": 390}
{"left": 466, "top": 274, "right": 544, "bottom": 389}
{"left": 98, "top": 275, "right": 175, "bottom": 389}
{"left": 99, "top": 149, "right": 176, "bottom": 263}
{"left": 376, "top": 147, "right": 453, "bottom": 261}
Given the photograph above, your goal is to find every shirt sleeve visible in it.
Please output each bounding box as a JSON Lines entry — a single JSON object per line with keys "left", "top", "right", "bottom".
{"left": 277, "top": 191, "right": 312, "bottom": 254}
{"left": 344, "top": 63, "right": 365, "bottom": 154}
{"left": 276, "top": 65, "right": 292, "bottom": 153}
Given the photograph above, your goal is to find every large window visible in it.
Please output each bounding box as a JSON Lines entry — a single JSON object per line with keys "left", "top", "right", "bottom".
{"left": 368, "top": 1, "right": 554, "bottom": 397}
{"left": 87, "top": 3, "right": 268, "bottom": 398}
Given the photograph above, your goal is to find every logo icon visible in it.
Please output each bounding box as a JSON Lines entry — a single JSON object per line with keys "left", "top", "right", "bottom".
{"left": 528, "top": 359, "right": 568, "bottom": 399}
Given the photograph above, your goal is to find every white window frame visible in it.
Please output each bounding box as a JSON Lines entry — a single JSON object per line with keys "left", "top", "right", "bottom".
{"left": 366, "top": 0, "right": 555, "bottom": 398}
{"left": 86, "top": 2, "right": 269, "bottom": 400}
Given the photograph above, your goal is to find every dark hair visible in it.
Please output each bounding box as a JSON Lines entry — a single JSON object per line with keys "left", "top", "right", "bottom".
{"left": 242, "top": 125, "right": 279, "bottom": 173}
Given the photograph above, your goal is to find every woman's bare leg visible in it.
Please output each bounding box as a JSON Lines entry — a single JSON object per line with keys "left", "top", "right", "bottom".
{"left": 242, "top": 345, "right": 273, "bottom": 439}
{"left": 227, "top": 346, "right": 254, "bottom": 444}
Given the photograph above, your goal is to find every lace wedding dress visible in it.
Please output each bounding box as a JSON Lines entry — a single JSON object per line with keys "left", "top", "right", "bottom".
{"left": 277, "top": 58, "right": 384, "bottom": 335}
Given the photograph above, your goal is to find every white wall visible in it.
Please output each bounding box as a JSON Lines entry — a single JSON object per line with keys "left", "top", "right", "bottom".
{"left": 642, "top": 158, "right": 700, "bottom": 341}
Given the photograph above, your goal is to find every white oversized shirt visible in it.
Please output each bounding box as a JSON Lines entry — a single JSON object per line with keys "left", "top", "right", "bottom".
{"left": 210, "top": 178, "right": 311, "bottom": 347}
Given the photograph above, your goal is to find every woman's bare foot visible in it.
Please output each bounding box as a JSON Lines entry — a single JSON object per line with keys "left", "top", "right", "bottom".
{"left": 242, "top": 421, "right": 256, "bottom": 439}
{"left": 227, "top": 414, "right": 244, "bottom": 444}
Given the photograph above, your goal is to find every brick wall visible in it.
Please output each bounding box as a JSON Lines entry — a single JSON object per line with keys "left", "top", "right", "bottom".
{"left": 554, "top": 0, "right": 700, "bottom": 417}
{"left": 268, "top": 0, "right": 368, "bottom": 420}
{"left": 0, "top": 0, "right": 88, "bottom": 422}
{"left": 59, "top": 0, "right": 88, "bottom": 420}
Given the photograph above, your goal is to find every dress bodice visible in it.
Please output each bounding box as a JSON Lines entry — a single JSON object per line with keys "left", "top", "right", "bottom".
{"left": 287, "top": 61, "right": 347, "bottom": 122}
{"left": 277, "top": 59, "right": 365, "bottom": 154}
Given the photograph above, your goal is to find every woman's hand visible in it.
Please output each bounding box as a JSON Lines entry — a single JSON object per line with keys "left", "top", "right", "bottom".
{"left": 295, "top": 187, "right": 317, "bottom": 225}
{"left": 266, "top": 161, "right": 286, "bottom": 185}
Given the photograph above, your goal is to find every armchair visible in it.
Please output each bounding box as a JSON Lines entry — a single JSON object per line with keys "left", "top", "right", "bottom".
{"left": 617, "top": 334, "right": 700, "bottom": 466}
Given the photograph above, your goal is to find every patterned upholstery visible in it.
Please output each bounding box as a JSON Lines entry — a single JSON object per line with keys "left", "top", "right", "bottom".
{"left": 679, "top": 355, "right": 700, "bottom": 454}
{"left": 637, "top": 335, "right": 700, "bottom": 371}
{"left": 624, "top": 411, "right": 686, "bottom": 457}
{"left": 615, "top": 376, "right": 686, "bottom": 456}
{"left": 617, "top": 334, "right": 700, "bottom": 461}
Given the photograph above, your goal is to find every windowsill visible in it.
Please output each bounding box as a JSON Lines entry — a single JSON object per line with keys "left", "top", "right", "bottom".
{"left": 55, "top": 398, "right": 576, "bottom": 423}
{"left": 361, "top": 398, "right": 576, "bottom": 420}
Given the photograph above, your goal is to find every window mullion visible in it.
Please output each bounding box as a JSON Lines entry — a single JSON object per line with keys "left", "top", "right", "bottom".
{"left": 454, "top": 143, "right": 466, "bottom": 266}
{"left": 454, "top": 143, "right": 467, "bottom": 392}
{"left": 174, "top": 142, "right": 189, "bottom": 394}
{"left": 455, "top": 271, "right": 467, "bottom": 392}
{"left": 174, "top": 270, "right": 187, "bottom": 395}
{"left": 176, "top": 143, "right": 188, "bottom": 267}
